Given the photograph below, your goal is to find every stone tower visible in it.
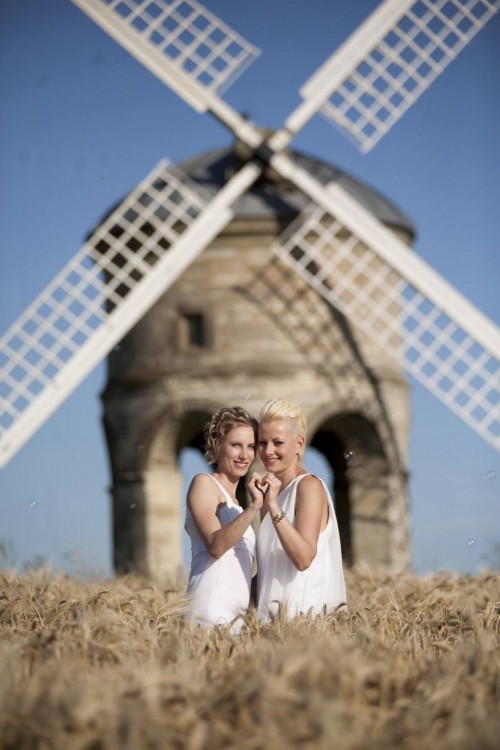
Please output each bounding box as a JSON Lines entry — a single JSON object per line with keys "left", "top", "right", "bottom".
{"left": 95, "top": 145, "right": 415, "bottom": 581}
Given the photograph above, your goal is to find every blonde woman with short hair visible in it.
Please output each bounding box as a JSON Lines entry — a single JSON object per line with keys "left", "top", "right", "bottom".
{"left": 249, "top": 398, "right": 346, "bottom": 620}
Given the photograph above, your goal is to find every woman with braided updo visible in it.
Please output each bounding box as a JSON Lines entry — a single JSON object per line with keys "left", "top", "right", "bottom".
{"left": 184, "top": 406, "right": 263, "bottom": 630}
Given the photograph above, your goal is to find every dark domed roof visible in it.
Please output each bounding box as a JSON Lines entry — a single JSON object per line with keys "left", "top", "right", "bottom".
{"left": 178, "top": 146, "right": 415, "bottom": 238}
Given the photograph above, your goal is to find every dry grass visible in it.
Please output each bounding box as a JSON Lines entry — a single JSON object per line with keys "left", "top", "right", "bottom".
{"left": 0, "top": 568, "right": 499, "bottom": 749}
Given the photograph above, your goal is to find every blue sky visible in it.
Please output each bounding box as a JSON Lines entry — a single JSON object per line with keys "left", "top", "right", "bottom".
{"left": 1, "top": 0, "right": 499, "bottom": 577}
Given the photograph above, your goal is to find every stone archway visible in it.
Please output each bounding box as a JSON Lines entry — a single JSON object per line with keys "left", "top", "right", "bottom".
{"left": 140, "top": 407, "right": 215, "bottom": 581}
{"left": 310, "top": 411, "right": 410, "bottom": 572}
{"left": 103, "top": 395, "right": 214, "bottom": 581}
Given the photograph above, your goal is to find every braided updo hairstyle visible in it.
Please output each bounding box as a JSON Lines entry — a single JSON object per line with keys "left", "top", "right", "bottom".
{"left": 204, "top": 406, "right": 258, "bottom": 467}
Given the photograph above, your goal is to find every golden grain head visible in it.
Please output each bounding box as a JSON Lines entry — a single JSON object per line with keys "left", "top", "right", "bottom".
{"left": 0, "top": 568, "right": 499, "bottom": 750}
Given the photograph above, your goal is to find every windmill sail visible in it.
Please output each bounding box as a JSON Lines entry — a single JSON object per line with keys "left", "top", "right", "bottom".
{"left": 270, "top": 184, "right": 500, "bottom": 450}
{"left": 70, "top": 0, "right": 263, "bottom": 145}
{"left": 71, "top": 0, "right": 260, "bottom": 106}
{"left": 0, "top": 160, "right": 260, "bottom": 468}
{"left": 279, "top": 0, "right": 500, "bottom": 152}
{"left": 1, "top": 0, "right": 263, "bottom": 468}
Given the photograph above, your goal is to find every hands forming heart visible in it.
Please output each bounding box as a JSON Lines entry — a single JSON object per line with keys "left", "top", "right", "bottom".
{"left": 247, "top": 472, "right": 281, "bottom": 508}
{"left": 255, "top": 478, "right": 269, "bottom": 496}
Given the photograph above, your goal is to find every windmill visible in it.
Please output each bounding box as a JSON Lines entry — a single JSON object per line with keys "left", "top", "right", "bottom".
{"left": 1, "top": 0, "right": 499, "bottom": 577}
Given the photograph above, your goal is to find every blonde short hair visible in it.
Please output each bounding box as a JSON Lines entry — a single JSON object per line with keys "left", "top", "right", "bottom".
{"left": 259, "top": 399, "right": 307, "bottom": 457}
{"left": 204, "top": 406, "right": 257, "bottom": 467}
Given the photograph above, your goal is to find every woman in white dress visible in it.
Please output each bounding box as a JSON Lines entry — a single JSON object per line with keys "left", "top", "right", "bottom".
{"left": 253, "top": 399, "right": 347, "bottom": 621}
{"left": 184, "top": 406, "right": 263, "bottom": 629}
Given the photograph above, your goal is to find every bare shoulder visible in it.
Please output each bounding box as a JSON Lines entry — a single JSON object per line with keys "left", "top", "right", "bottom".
{"left": 296, "top": 474, "right": 327, "bottom": 503}
{"left": 189, "top": 472, "right": 213, "bottom": 491}
{"left": 298, "top": 473, "right": 324, "bottom": 492}
{"left": 187, "top": 473, "right": 218, "bottom": 508}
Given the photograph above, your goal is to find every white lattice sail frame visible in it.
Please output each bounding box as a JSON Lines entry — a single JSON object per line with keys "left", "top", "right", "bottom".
{"left": 271, "top": 188, "right": 500, "bottom": 451}
{"left": 0, "top": 160, "right": 260, "bottom": 467}
{"left": 277, "top": 0, "right": 500, "bottom": 153}
{"left": 71, "top": 0, "right": 260, "bottom": 112}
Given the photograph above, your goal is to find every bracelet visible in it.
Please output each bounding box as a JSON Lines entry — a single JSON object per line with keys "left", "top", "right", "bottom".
{"left": 272, "top": 511, "right": 286, "bottom": 526}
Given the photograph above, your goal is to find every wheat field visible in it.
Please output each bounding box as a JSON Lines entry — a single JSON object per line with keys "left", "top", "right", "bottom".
{"left": 0, "top": 568, "right": 499, "bottom": 749}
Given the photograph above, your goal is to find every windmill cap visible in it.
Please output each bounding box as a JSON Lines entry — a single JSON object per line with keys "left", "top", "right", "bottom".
{"left": 87, "top": 144, "right": 416, "bottom": 243}
{"left": 178, "top": 145, "right": 416, "bottom": 240}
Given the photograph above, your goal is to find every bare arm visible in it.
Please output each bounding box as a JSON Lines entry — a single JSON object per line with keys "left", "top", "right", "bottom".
{"left": 265, "top": 475, "right": 328, "bottom": 571}
{"left": 187, "top": 473, "right": 262, "bottom": 560}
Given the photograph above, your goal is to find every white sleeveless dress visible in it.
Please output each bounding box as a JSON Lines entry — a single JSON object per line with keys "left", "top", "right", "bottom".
{"left": 256, "top": 474, "right": 346, "bottom": 621}
{"left": 184, "top": 474, "right": 255, "bottom": 628}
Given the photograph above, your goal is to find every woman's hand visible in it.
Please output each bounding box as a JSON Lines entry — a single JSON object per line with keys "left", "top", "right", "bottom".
{"left": 260, "top": 472, "right": 282, "bottom": 515}
{"left": 247, "top": 472, "right": 282, "bottom": 520}
{"left": 246, "top": 472, "right": 266, "bottom": 509}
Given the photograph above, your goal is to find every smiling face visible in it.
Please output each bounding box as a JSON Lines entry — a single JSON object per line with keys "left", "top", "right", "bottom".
{"left": 257, "top": 419, "right": 304, "bottom": 480}
{"left": 215, "top": 425, "right": 256, "bottom": 479}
